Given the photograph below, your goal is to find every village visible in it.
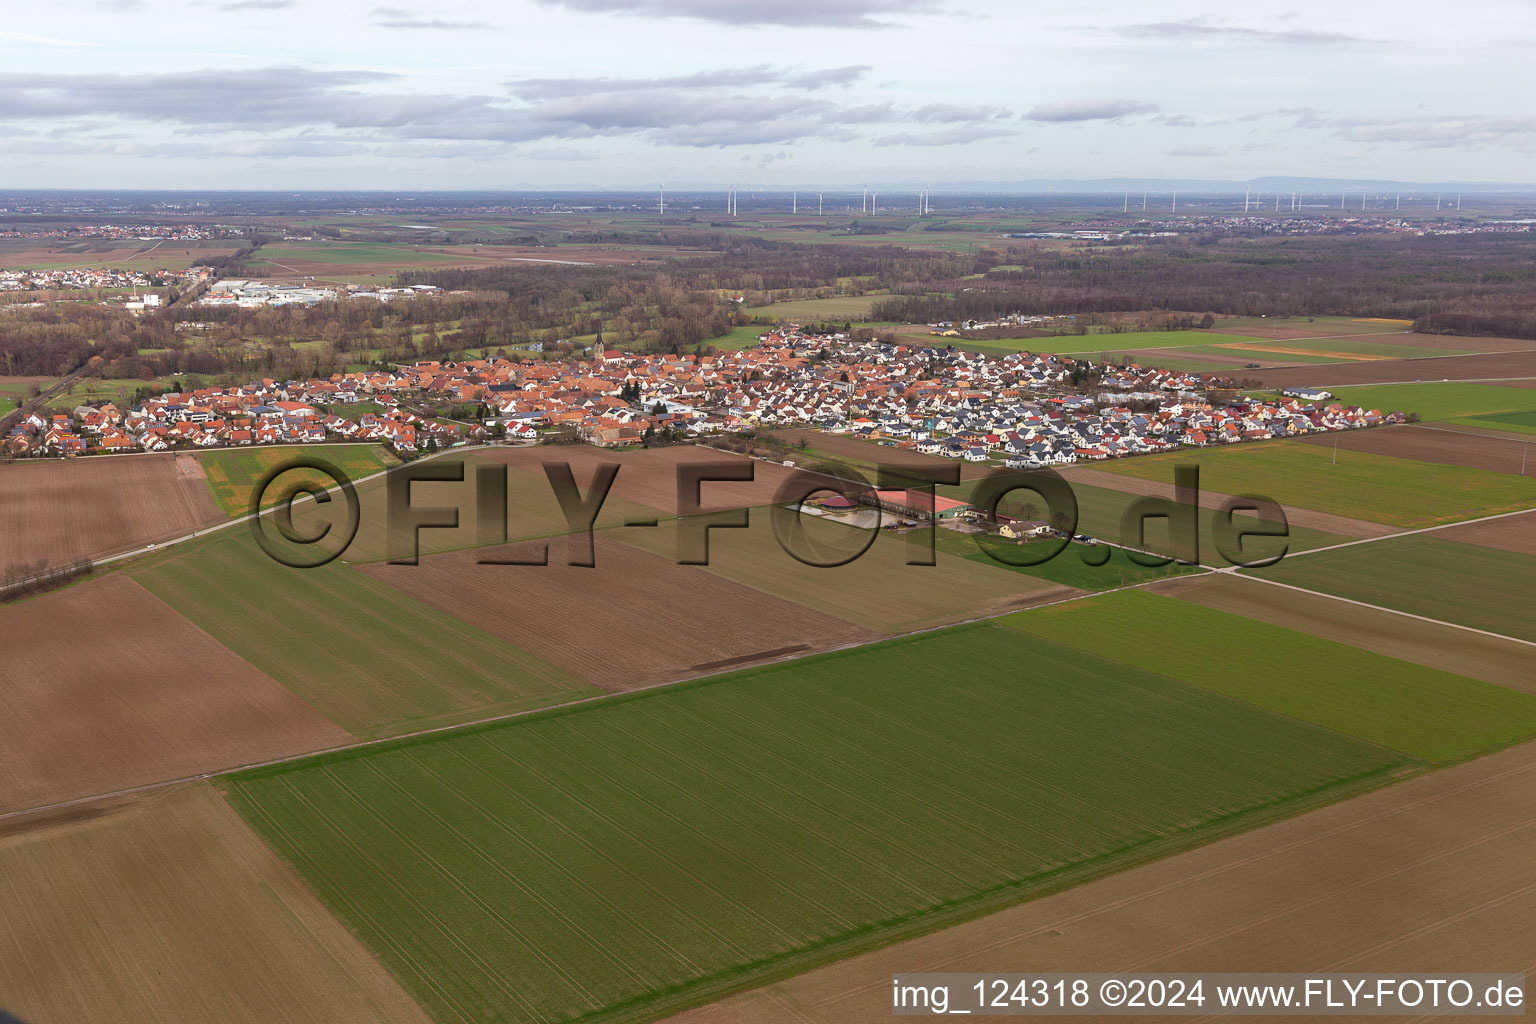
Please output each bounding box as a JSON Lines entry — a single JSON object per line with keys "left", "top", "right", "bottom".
{"left": 1, "top": 324, "right": 1398, "bottom": 465}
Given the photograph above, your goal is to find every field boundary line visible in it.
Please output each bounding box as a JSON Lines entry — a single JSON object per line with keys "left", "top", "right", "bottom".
{"left": 1215, "top": 571, "right": 1536, "bottom": 650}
{"left": 1262, "top": 504, "right": 1536, "bottom": 560}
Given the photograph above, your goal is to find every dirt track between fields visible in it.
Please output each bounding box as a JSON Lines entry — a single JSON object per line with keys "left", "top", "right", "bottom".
{"left": 666, "top": 740, "right": 1536, "bottom": 1024}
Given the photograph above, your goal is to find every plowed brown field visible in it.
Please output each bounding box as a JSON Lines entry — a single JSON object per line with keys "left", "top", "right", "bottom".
{"left": 1252, "top": 350, "right": 1536, "bottom": 388}
{"left": 0, "top": 784, "right": 432, "bottom": 1024}
{"left": 1298, "top": 423, "right": 1535, "bottom": 474}
{"left": 359, "top": 537, "right": 879, "bottom": 689}
{"left": 666, "top": 740, "right": 1536, "bottom": 1024}
{"left": 0, "top": 453, "right": 224, "bottom": 568}
{"left": 0, "top": 574, "right": 350, "bottom": 812}
{"left": 1436, "top": 513, "right": 1536, "bottom": 557}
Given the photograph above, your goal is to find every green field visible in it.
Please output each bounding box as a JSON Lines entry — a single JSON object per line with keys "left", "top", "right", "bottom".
{"left": 226, "top": 622, "right": 1402, "bottom": 1024}
{"left": 1467, "top": 409, "right": 1536, "bottom": 435}
{"left": 251, "top": 242, "right": 469, "bottom": 266}
{"left": 1093, "top": 439, "right": 1536, "bottom": 528}
{"left": 930, "top": 524, "right": 1201, "bottom": 589}
{"left": 199, "top": 444, "right": 397, "bottom": 516}
{"left": 742, "top": 295, "right": 883, "bottom": 321}
{"left": 1005, "top": 590, "right": 1536, "bottom": 761}
{"left": 1330, "top": 383, "right": 1536, "bottom": 423}
{"left": 131, "top": 529, "right": 596, "bottom": 737}
{"left": 1252, "top": 535, "right": 1536, "bottom": 644}
{"left": 706, "top": 325, "right": 767, "bottom": 350}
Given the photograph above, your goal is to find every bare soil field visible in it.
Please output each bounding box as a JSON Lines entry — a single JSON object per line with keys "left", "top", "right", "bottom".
{"left": 617, "top": 515, "right": 1079, "bottom": 633}
{"left": 486, "top": 444, "right": 843, "bottom": 516}
{"left": 1252, "top": 350, "right": 1536, "bottom": 388}
{"left": 1297, "top": 423, "right": 1534, "bottom": 475}
{"left": 360, "top": 537, "right": 879, "bottom": 689}
{"left": 1224, "top": 328, "right": 1534, "bottom": 352}
{"left": 0, "top": 242, "right": 241, "bottom": 270}
{"left": 1058, "top": 465, "right": 1400, "bottom": 537}
{"left": 0, "top": 453, "right": 224, "bottom": 568}
{"left": 1154, "top": 573, "right": 1536, "bottom": 693}
{"left": 667, "top": 740, "right": 1536, "bottom": 1024}
{"left": 0, "top": 784, "right": 432, "bottom": 1024}
{"left": 297, "top": 450, "right": 660, "bottom": 564}
{"left": 1435, "top": 513, "right": 1536, "bottom": 557}
{"left": 0, "top": 574, "right": 351, "bottom": 812}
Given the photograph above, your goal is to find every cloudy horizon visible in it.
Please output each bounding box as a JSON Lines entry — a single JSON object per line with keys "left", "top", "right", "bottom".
{"left": 3, "top": 0, "right": 1533, "bottom": 189}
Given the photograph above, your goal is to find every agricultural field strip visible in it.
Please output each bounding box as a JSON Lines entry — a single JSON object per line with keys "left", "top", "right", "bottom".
{"left": 1404, "top": 421, "right": 1536, "bottom": 441}
{"left": 12, "top": 457, "right": 1528, "bottom": 819}
{"left": 0, "top": 568, "right": 1218, "bottom": 827}
{"left": 1240, "top": 505, "right": 1536, "bottom": 561}
{"left": 60, "top": 443, "right": 469, "bottom": 572}
{"left": 669, "top": 746, "right": 1536, "bottom": 1023}
{"left": 1309, "top": 371, "right": 1536, "bottom": 387}
{"left": 226, "top": 629, "right": 1399, "bottom": 1024}
{"left": 1205, "top": 570, "right": 1536, "bottom": 651}
{"left": 1047, "top": 329, "right": 1417, "bottom": 356}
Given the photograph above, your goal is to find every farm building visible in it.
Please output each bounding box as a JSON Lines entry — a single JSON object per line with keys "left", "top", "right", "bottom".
{"left": 998, "top": 519, "right": 1054, "bottom": 540}
{"left": 871, "top": 489, "right": 976, "bottom": 522}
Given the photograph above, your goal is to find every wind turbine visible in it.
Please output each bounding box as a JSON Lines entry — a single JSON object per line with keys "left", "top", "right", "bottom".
{"left": 818, "top": 191, "right": 823, "bottom": 216}
{"left": 1275, "top": 193, "right": 1280, "bottom": 212}
{"left": 1436, "top": 193, "right": 1442, "bottom": 211}
{"left": 862, "top": 186, "right": 868, "bottom": 214}
{"left": 1172, "top": 188, "right": 1177, "bottom": 213}
{"left": 658, "top": 183, "right": 665, "bottom": 217}
{"left": 792, "top": 187, "right": 797, "bottom": 215}
{"left": 1123, "top": 189, "right": 1128, "bottom": 214}
{"left": 1244, "top": 187, "right": 1250, "bottom": 213}
{"left": 1396, "top": 192, "right": 1400, "bottom": 211}
{"left": 1142, "top": 188, "right": 1147, "bottom": 211}
{"left": 1457, "top": 193, "right": 1463, "bottom": 211}
{"left": 871, "top": 191, "right": 878, "bottom": 214}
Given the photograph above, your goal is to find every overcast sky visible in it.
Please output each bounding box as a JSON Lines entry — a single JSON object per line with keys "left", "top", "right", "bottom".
{"left": 3, "top": 0, "right": 1533, "bottom": 189}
